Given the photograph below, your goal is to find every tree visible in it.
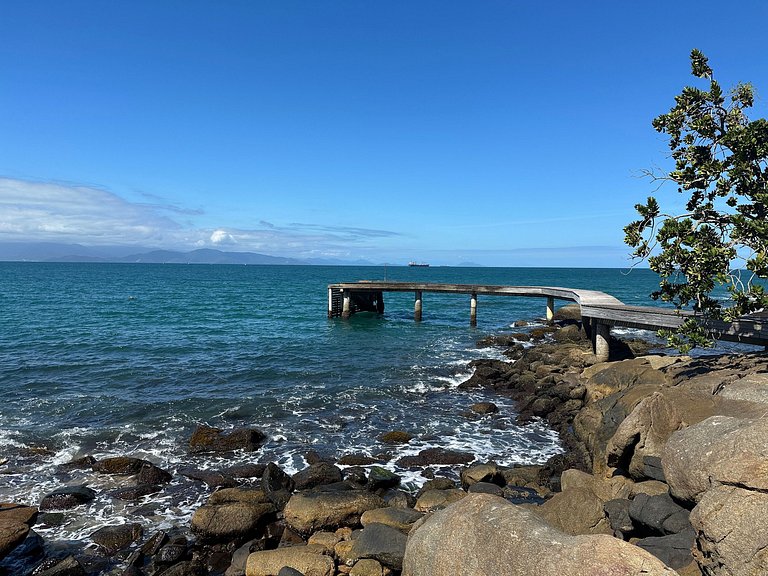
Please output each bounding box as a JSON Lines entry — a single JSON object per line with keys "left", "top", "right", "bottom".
{"left": 624, "top": 49, "right": 768, "bottom": 352}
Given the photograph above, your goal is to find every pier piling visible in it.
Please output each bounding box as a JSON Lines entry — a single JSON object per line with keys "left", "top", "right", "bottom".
{"left": 414, "top": 290, "right": 423, "bottom": 322}
{"left": 470, "top": 292, "right": 477, "bottom": 326}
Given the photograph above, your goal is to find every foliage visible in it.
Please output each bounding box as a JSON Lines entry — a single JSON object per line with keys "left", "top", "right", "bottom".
{"left": 624, "top": 49, "right": 768, "bottom": 352}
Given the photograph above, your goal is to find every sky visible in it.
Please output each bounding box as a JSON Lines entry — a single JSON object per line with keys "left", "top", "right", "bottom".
{"left": 1, "top": 1, "right": 767, "bottom": 267}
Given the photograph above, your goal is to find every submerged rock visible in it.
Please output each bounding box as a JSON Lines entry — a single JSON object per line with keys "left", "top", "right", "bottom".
{"left": 188, "top": 424, "right": 266, "bottom": 453}
{"left": 39, "top": 486, "right": 96, "bottom": 511}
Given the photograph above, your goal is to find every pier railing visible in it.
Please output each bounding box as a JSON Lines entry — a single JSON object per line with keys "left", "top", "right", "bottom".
{"left": 327, "top": 281, "right": 767, "bottom": 361}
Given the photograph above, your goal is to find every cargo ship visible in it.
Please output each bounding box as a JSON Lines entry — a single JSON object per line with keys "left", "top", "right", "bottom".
{"left": 408, "top": 261, "right": 429, "bottom": 267}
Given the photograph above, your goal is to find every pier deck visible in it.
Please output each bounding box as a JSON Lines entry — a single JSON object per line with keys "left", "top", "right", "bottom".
{"left": 327, "top": 281, "right": 768, "bottom": 361}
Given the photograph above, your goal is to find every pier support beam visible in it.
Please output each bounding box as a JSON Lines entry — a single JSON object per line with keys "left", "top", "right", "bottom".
{"left": 414, "top": 290, "right": 423, "bottom": 322}
{"left": 341, "top": 289, "right": 352, "bottom": 319}
{"left": 470, "top": 292, "right": 477, "bottom": 327}
{"left": 328, "top": 287, "right": 333, "bottom": 318}
{"left": 594, "top": 321, "right": 610, "bottom": 362}
{"left": 546, "top": 296, "right": 555, "bottom": 322}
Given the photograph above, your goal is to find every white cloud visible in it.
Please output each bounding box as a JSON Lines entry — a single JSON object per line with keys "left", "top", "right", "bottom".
{"left": 210, "top": 229, "right": 236, "bottom": 245}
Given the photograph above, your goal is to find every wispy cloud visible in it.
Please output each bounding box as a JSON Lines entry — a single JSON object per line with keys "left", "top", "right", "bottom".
{"left": 0, "top": 178, "right": 402, "bottom": 258}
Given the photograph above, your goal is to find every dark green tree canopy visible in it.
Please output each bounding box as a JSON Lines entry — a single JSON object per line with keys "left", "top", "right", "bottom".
{"left": 625, "top": 49, "right": 768, "bottom": 351}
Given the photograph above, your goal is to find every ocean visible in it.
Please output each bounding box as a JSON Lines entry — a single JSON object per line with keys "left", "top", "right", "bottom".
{"left": 0, "top": 263, "right": 754, "bottom": 550}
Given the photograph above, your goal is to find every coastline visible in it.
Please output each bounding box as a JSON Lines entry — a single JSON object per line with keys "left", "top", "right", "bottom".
{"left": 2, "top": 308, "right": 766, "bottom": 575}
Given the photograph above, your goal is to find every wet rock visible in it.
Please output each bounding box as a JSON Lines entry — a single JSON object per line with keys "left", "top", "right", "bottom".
{"left": 39, "top": 486, "right": 96, "bottom": 511}
{"left": 188, "top": 424, "right": 266, "bottom": 453}
{"left": 403, "top": 494, "right": 677, "bottom": 576}
{"left": 0, "top": 517, "right": 31, "bottom": 561}
{"left": 178, "top": 466, "right": 237, "bottom": 488}
{"left": 379, "top": 431, "right": 413, "bottom": 445}
{"left": 57, "top": 456, "right": 96, "bottom": 471}
{"left": 91, "top": 523, "right": 143, "bottom": 555}
{"left": 155, "top": 560, "right": 206, "bottom": 576}
{"left": 245, "top": 548, "right": 334, "bottom": 576}
{"left": 31, "top": 555, "right": 87, "bottom": 576}
{"left": 469, "top": 402, "right": 498, "bottom": 414}
{"left": 338, "top": 454, "right": 383, "bottom": 466}
{"left": 136, "top": 463, "right": 173, "bottom": 485}
{"left": 191, "top": 502, "right": 276, "bottom": 542}
{"left": 209, "top": 487, "right": 271, "bottom": 506}
{"left": 283, "top": 491, "right": 385, "bottom": 535}
{"left": 350, "top": 523, "right": 407, "bottom": 571}
{"left": 224, "top": 463, "right": 267, "bottom": 479}
{"left": 292, "top": 462, "right": 344, "bottom": 491}
{"left": 366, "top": 467, "right": 400, "bottom": 491}
{"left": 395, "top": 448, "right": 474, "bottom": 468}
{"left": 155, "top": 535, "right": 188, "bottom": 564}
{"left": 262, "top": 462, "right": 295, "bottom": 510}
{"left": 140, "top": 530, "right": 168, "bottom": 556}
{"left": 92, "top": 456, "right": 150, "bottom": 475}
{"left": 111, "top": 484, "right": 162, "bottom": 501}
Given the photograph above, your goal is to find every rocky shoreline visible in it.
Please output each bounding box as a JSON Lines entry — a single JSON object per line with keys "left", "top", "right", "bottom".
{"left": 2, "top": 308, "right": 767, "bottom": 575}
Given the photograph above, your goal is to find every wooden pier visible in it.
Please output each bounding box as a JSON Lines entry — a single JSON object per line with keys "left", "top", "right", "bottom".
{"left": 327, "top": 281, "right": 768, "bottom": 361}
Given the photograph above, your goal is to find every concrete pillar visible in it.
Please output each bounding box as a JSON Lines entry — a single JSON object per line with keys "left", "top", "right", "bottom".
{"left": 470, "top": 292, "right": 477, "bottom": 327}
{"left": 546, "top": 296, "right": 555, "bottom": 322}
{"left": 594, "top": 321, "right": 611, "bottom": 362}
{"left": 414, "top": 290, "right": 423, "bottom": 322}
{"left": 328, "top": 287, "right": 334, "bottom": 318}
{"left": 341, "top": 289, "right": 352, "bottom": 319}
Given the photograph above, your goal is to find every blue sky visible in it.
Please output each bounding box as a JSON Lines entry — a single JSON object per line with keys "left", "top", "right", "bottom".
{"left": 1, "top": 1, "right": 767, "bottom": 266}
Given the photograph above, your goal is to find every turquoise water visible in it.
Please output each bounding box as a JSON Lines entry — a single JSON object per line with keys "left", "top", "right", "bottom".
{"left": 0, "top": 263, "right": 731, "bottom": 544}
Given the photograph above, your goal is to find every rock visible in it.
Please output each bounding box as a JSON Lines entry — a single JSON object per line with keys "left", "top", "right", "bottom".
{"left": 583, "top": 358, "right": 670, "bottom": 404}
{"left": 338, "top": 455, "right": 382, "bottom": 466}
{"left": 178, "top": 466, "right": 237, "bottom": 488}
{"left": 58, "top": 455, "right": 96, "bottom": 471}
{"left": 643, "top": 456, "right": 666, "bottom": 482}
{"left": 111, "top": 484, "right": 162, "bottom": 501}
{"left": 155, "top": 560, "right": 206, "bottom": 576}
{"left": 307, "top": 531, "right": 342, "bottom": 553}
{"left": 631, "top": 480, "right": 670, "bottom": 497}
{"left": 559, "top": 469, "right": 632, "bottom": 502}
{"left": 155, "top": 535, "right": 188, "bottom": 564}
{"left": 245, "top": 548, "right": 334, "bottom": 576}
{"left": 379, "top": 431, "right": 413, "bottom": 444}
{"left": 413, "top": 489, "right": 465, "bottom": 513}
{"left": 606, "top": 392, "right": 684, "bottom": 480}
{"left": 662, "top": 415, "right": 768, "bottom": 503}
{"left": 459, "top": 463, "right": 503, "bottom": 490}
{"left": 360, "top": 507, "right": 423, "bottom": 533}
{"left": 39, "top": 486, "right": 96, "bottom": 511}
{"left": 292, "top": 462, "right": 344, "bottom": 491}
{"left": 209, "top": 487, "right": 271, "bottom": 506}
{"left": 31, "top": 555, "right": 86, "bottom": 576}
{"left": 136, "top": 463, "right": 173, "bottom": 485}
{"left": 366, "top": 467, "right": 400, "bottom": 491}
{"left": 0, "top": 504, "right": 33, "bottom": 560}
{"left": 91, "top": 523, "right": 143, "bottom": 554}
{"left": 277, "top": 568, "right": 304, "bottom": 576}
{"left": 629, "top": 493, "right": 690, "bottom": 535}
{"left": 604, "top": 498, "right": 634, "bottom": 534}
{"left": 535, "top": 487, "right": 611, "bottom": 535}
{"left": 690, "top": 484, "right": 768, "bottom": 576}
{"left": 283, "top": 491, "right": 385, "bottom": 535}
{"left": 350, "top": 559, "right": 383, "bottom": 576}
{"left": 636, "top": 530, "right": 697, "bottom": 570}
{"left": 467, "top": 482, "right": 504, "bottom": 496}
{"left": 469, "top": 402, "right": 498, "bottom": 414}
{"left": 225, "top": 463, "right": 268, "bottom": 479}
{"left": 189, "top": 424, "right": 266, "bottom": 453}
{"left": 262, "top": 463, "right": 295, "bottom": 509}
{"left": 553, "top": 324, "right": 586, "bottom": 343}
{"left": 553, "top": 304, "right": 582, "bottom": 321}
{"left": 92, "top": 456, "right": 150, "bottom": 474}
{"left": 191, "top": 502, "right": 276, "bottom": 541}
{"left": 502, "top": 485, "right": 545, "bottom": 505}
{"left": 402, "top": 494, "right": 678, "bottom": 576}
{"left": 395, "top": 448, "right": 474, "bottom": 468}
{"left": 717, "top": 373, "right": 768, "bottom": 403}
{"left": 350, "top": 523, "right": 407, "bottom": 570}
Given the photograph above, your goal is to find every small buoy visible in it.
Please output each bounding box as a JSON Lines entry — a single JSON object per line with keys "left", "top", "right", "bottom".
{"left": 128, "top": 296, "right": 136, "bottom": 301}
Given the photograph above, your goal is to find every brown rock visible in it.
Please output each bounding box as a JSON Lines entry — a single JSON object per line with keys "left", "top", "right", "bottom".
{"left": 379, "top": 431, "right": 413, "bottom": 445}
{"left": 413, "top": 489, "right": 465, "bottom": 513}
{"left": 283, "top": 491, "right": 385, "bottom": 535}
{"left": 189, "top": 424, "right": 266, "bottom": 453}
{"left": 395, "top": 448, "right": 474, "bottom": 467}
{"left": 535, "top": 487, "right": 611, "bottom": 535}
{"left": 191, "top": 502, "right": 276, "bottom": 541}
{"left": 245, "top": 548, "right": 334, "bottom": 576}
{"left": 360, "top": 507, "right": 423, "bottom": 533}
{"left": 402, "top": 494, "right": 678, "bottom": 576}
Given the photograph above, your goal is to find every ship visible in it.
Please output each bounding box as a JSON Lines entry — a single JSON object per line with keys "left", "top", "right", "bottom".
{"left": 408, "top": 261, "right": 430, "bottom": 267}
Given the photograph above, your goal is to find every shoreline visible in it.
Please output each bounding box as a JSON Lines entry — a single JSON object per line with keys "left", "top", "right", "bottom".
{"left": 2, "top": 311, "right": 766, "bottom": 575}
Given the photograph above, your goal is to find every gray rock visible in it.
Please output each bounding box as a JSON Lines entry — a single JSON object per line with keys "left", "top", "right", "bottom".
{"left": 367, "top": 467, "right": 400, "bottom": 491}
{"left": 636, "top": 529, "right": 696, "bottom": 569}
{"left": 402, "top": 494, "right": 677, "bottom": 576}
{"left": 643, "top": 456, "right": 666, "bottom": 482}
{"left": 277, "top": 568, "right": 304, "bottom": 576}
{"left": 350, "top": 523, "right": 407, "bottom": 570}
{"left": 263, "top": 462, "right": 295, "bottom": 509}
{"left": 629, "top": 492, "right": 690, "bottom": 535}
{"left": 604, "top": 498, "right": 634, "bottom": 534}
{"left": 467, "top": 481, "right": 504, "bottom": 496}
{"left": 136, "top": 463, "right": 173, "bottom": 485}
{"left": 31, "top": 556, "right": 86, "bottom": 576}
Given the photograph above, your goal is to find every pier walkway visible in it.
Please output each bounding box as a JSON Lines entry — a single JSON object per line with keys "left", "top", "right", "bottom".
{"left": 327, "top": 281, "right": 768, "bottom": 361}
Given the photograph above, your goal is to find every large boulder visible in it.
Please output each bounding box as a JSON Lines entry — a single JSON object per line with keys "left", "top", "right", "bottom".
{"left": 662, "top": 415, "right": 768, "bottom": 503}
{"left": 292, "top": 462, "right": 343, "bottom": 491}
{"left": 535, "top": 487, "right": 611, "bottom": 535}
{"left": 191, "top": 502, "right": 276, "bottom": 541}
{"left": 582, "top": 358, "right": 670, "bottom": 405}
{"left": 403, "top": 494, "right": 678, "bottom": 576}
{"left": 350, "top": 523, "right": 407, "bottom": 571}
{"left": 91, "top": 523, "right": 143, "bottom": 554}
{"left": 360, "top": 507, "right": 423, "bottom": 533}
{"left": 283, "top": 491, "right": 385, "bottom": 535}
{"left": 690, "top": 485, "right": 768, "bottom": 576}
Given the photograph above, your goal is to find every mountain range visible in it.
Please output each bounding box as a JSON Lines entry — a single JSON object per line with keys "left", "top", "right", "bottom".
{"left": 0, "top": 242, "right": 375, "bottom": 266}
